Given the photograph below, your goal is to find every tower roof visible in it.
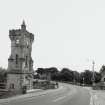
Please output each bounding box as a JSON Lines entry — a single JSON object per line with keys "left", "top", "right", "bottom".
{"left": 21, "top": 20, "right": 26, "bottom": 30}
{"left": 22, "top": 20, "right": 26, "bottom": 26}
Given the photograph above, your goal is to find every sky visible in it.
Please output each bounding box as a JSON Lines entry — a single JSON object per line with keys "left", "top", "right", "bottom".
{"left": 0, "top": 0, "right": 105, "bottom": 72}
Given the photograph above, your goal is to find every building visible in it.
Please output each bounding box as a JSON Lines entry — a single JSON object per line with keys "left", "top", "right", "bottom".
{"left": 36, "top": 67, "right": 58, "bottom": 80}
{"left": 6, "top": 21, "right": 34, "bottom": 94}
{"left": 101, "top": 72, "right": 105, "bottom": 82}
{"left": 99, "top": 65, "right": 105, "bottom": 82}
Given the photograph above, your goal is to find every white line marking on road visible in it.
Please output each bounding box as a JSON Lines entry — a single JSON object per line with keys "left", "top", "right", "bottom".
{"left": 90, "top": 96, "right": 93, "bottom": 105}
{"left": 53, "top": 96, "right": 66, "bottom": 102}
{"left": 94, "top": 95, "right": 98, "bottom": 100}
{"left": 89, "top": 90, "right": 100, "bottom": 105}
{"left": 89, "top": 90, "right": 94, "bottom": 105}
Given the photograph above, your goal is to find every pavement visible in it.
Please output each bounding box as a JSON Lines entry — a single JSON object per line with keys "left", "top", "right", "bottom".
{"left": 84, "top": 86, "right": 105, "bottom": 105}
{"left": 0, "top": 85, "right": 64, "bottom": 105}
{"left": 0, "top": 84, "right": 91, "bottom": 105}
{"left": 27, "top": 89, "right": 43, "bottom": 93}
{"left": 90, "top": 89, "right": 105, "bottom": 105}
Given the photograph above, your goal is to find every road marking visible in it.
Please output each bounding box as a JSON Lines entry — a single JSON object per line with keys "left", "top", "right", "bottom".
{"left": 94, "top": 95, "right": 98, "bottom": 100}
{"left": 90, "top": 96, "right": 94, "bottom": 105}
{"left": 89, "top": 90, "right": 100, "bottom": 105}
{"left": 93, "top": 94, "right": 100, "bottom": 105}
{"left": 89, "top": 90, "right": 95, "bottom": 105}
{"left": 53, "top": 96, "right": 66, "bottom": 102}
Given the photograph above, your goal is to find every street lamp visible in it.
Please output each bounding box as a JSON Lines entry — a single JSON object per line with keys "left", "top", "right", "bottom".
{"left": 92, "top": 61, "right": 95, "bottom": 86}
{"left": 83, "top": 77, "right": 84, "bottom": 86}
{"left": 86, "top": 59, "right": 95, "bottom": 86}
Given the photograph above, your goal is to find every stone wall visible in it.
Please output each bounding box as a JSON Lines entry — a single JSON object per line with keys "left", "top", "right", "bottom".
{"left": 6, "top": 74, "right": 22, "bottom": 93}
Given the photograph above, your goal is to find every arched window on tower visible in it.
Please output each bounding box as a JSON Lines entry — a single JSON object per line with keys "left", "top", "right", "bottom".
{"left": 25, "top": 56, "right": 28, "bottom": 67}
{"left": 16, "top": 54, "right": 18, "bottom": 65}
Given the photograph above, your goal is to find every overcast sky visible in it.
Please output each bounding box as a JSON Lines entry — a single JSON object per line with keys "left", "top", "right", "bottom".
{"left": 0, "top": 0, "right": 105, "bottom": 72}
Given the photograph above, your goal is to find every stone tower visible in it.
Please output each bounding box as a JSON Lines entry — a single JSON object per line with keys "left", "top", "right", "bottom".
{"left": 7, "top": 21, "right": 34, "bottom": 93}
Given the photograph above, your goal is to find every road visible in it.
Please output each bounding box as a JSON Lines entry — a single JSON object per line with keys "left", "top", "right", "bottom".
{"left": 0, "top": 84, "right": 91, "bottom": 105}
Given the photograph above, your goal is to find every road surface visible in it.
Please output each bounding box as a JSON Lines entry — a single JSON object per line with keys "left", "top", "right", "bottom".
{"left": 0, "top": 84, "right": 91, "bottom": 105}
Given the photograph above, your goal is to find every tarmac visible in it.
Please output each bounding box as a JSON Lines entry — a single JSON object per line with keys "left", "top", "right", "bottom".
{"left": 84, "top": 87, "right": 105, "bottom": 105}
{"left": 0, "top": 89, "right": 45, "bottom": 104}
{"left": 0, "top": 85, "right": 63, "bottom": 105}
{"left": 1, "top": 85, "right": 105, "bottom": 105}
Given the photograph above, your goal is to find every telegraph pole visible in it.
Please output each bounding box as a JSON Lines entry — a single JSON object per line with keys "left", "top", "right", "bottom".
{"left": 92, "top": 61, "right": 95, "bottom": 86}
{"left": 83, "top": 77, "right": 84, "bottom": 86}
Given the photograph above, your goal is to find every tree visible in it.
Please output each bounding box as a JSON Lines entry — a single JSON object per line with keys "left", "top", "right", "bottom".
{"left": 80, "top": 70, "right": 93, "bottom": 85}
{"left": 47, "top": 67, "right": 59, "bottom": 80}
{"left": 47, "top": 67, "right": 59, "bottom": 74}
{"left": 99, "top": 65, "right": 105, "bottom": 77}
{"left": 94, "top": 71, "right": 101, "bottom": 83}
{"left": 84, "top": 70, "right": 93, "bottom": 85}
{"left": 35, "top": 67, "right": 59, "bottom": 80}
{"left": 36, "top": 68, "right": 45, "bottom": 75}
{"left": 60, "top": 68, "right": 74, "bottom": 82}
{"left": 0, "top": 67, "right": 7, "bottom": 82}
{"left": 79, "top": 70, "right": 101, "bottom": 86}
{"left": 80, "top": 72, "right": 84, "bottom": 84}
{"left": 73, "top": 71, "right": 80, "bottom": 83}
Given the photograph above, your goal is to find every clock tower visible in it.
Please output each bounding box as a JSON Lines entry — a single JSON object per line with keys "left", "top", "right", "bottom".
{"left": 7, "top": 21, "right": 34, "bottom": 94}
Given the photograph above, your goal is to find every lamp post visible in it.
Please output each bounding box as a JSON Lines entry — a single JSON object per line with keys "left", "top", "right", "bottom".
{"left": 73, "top": 71, "right": 76, "bottom": 84}
{"left": 92, "top": 61, "right": 95, "bottom": 86}
{"left": 83, "top": 77, "right": 84, "bottom": 86}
